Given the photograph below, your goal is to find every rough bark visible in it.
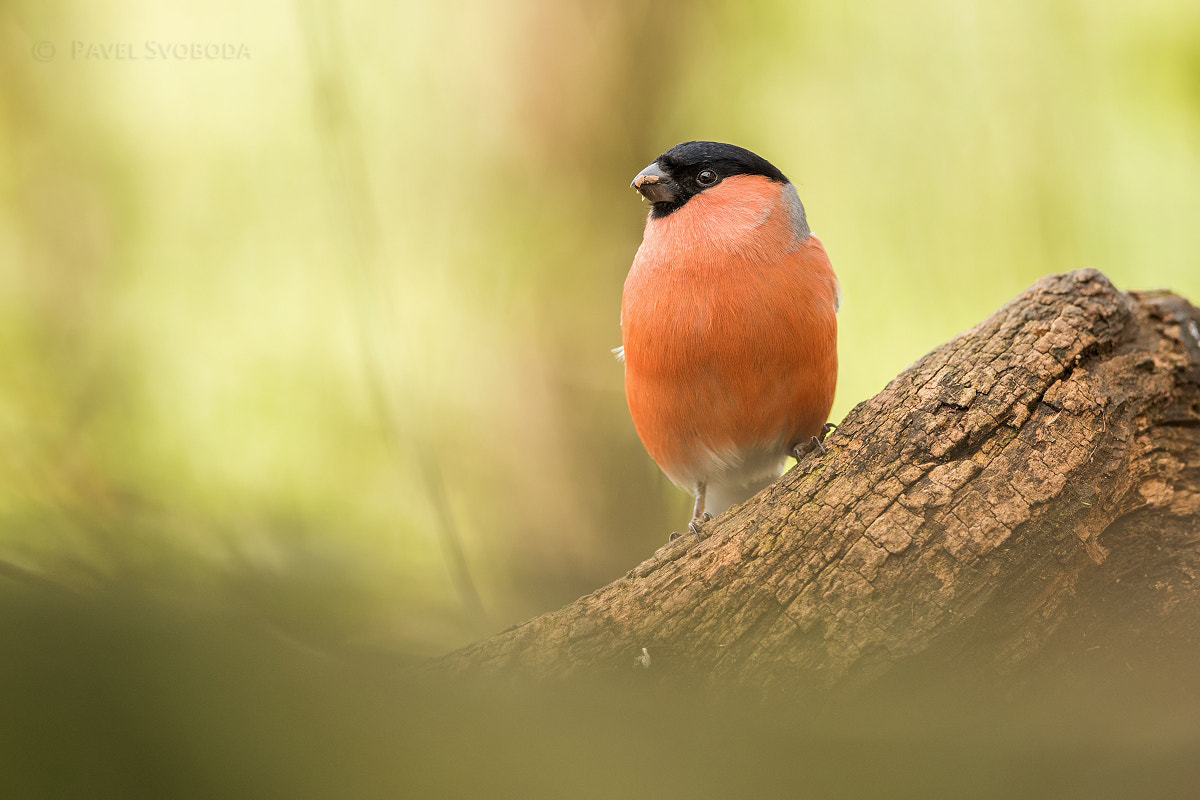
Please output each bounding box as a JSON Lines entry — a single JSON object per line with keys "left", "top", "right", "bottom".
{"left": 439, "top": 270, "right": 1200, "bottom": 694}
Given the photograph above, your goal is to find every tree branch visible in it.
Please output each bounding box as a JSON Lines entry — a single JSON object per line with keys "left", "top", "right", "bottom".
{"left": 438, "top": 270, "right": 1200, "bottom": 693}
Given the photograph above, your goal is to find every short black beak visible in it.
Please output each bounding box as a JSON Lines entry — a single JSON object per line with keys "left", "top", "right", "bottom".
{"left": 631, "top": 162, "right": 679, "bottom": 204}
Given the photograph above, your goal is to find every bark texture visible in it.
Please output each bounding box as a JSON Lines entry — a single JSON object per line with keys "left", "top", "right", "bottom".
{"left": 441, "top": 270, "right": 1200, "bottom": 693}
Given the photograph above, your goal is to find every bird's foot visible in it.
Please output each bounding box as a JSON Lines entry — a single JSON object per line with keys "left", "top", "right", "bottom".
{"left": 669, "top": 512, "right": 713, "bottom": 543}
{"left": 792, "top": 423, "right": 837, "bottom": 460}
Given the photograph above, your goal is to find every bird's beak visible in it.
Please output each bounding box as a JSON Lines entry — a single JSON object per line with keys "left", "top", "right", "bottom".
{"left": 631, "top": 162, "right": 679, "bottom": 204}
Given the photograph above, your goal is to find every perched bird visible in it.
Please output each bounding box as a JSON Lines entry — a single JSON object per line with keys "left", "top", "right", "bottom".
{"left": 620, "top": 141, "right": 839, "bottom": 525}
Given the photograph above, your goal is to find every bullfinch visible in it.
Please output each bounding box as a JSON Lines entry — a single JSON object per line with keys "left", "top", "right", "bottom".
{"left": 620, "top": 141, "right": 839, "bottom": 525}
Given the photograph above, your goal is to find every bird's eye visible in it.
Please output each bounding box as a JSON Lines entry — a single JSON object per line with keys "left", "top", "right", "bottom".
{"left": 696, "top": 169, "right": 718, "bottom": 186}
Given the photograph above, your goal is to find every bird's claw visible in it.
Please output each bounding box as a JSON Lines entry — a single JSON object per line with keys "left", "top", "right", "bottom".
{"left": 686, "top": 512, "right": 713, "bottom": 541}
{"left": 792, "top": 423, "right": 836, "bottom": 460}
{"left": 670, "top": 513, "right": 713, "bottom": 544}
{"left": 669, "top": 526, "right": 704, "bottom": 543}
{"left": 792, "top": 436, "right": 824, "bottom": 459}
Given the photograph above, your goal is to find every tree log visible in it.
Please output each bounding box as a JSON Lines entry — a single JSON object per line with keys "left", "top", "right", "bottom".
{"left": 440, "top": 270, "right": 1200, "bottom": 694}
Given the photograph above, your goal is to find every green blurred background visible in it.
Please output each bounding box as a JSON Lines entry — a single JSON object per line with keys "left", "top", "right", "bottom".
{"left": 3, "top": 0, "right": 1200, "bottom": 656}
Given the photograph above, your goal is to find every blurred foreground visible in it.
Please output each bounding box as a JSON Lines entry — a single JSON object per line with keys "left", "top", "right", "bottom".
{"left": 1, "top": 577, "right": 1198, "bottom": 799}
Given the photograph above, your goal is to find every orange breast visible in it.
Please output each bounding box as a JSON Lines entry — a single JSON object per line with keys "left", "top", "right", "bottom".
{"left": 621, "top": 175, "right": 838, "bottom": 489}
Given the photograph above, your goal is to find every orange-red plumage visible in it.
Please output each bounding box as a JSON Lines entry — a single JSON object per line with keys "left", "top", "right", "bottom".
{"left": 621, "top": 143, "right": 838, "bottom": 522}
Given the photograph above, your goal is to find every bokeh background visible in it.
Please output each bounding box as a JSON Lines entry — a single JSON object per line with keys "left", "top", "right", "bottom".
{"left": 4, "top": 0, "right": 1200, "bottom": 653}
{"left": 5, "top": 0, "right": 1200, "bottom": 650}
{"left": 4, "top": 1, "right": 1200, "bottom": 795}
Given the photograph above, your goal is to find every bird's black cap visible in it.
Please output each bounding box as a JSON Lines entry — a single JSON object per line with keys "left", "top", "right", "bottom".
{"left": 631, "top": 141, "right": 789, "bottom": 218}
